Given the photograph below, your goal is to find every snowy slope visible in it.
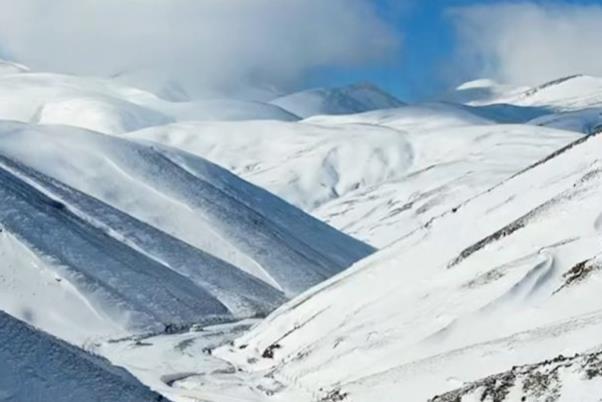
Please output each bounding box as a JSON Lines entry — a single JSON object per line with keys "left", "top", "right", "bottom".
{"left": 0, "top": 311, "right": 167, "bottom": 402}
{"left": 1, "top": 60, "right": 600, "bottom": 401}
{"left": 270, "top": 83, "right": 404, "bottom": 118}
{"left": 131, "top": 113, "right": 578, "bottom": 247}
{"left": 311, "top": 122, "right": 577, "bottom": 246}
{"left": 0, "top": 73, "right": 170, "bottom": 127}
{"left": 0, "top": 122, "right": 372, "bottom": 344}
{"left": 216, "top": 131, "right": 602, "bottom": 402}
{"left": 304, "top": 102, "right": 493, "bottom": 130}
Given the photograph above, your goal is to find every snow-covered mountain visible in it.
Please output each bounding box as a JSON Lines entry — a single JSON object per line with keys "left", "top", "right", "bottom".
{"left": 0, "top": 72, "right": 299, "bottom": 135}
{"left": 270, "top": 83, "right": 404, "bottom": 118}
{"left": 129, "top": 120, "right": 415, "bottom": 212}
{"left": 0, "top": 121, "right": 372, "bottom": 344}
{"left": 0, "top": 311, "right": 167, "bottom": 402}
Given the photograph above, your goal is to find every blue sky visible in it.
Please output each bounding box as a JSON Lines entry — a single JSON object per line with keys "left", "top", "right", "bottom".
{"left": 3, "top": 0, "right": 602, "bottom": 101}
{"left": 307, "top": 0, "right": 602, "bottom": 101}
{"left": 306, "top": 0, "right": 494, "bottom": 101}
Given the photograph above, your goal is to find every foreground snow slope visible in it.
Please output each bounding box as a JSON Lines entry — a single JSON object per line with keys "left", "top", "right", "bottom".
{"left": 270, "top": 83, "right": 404, "bottom": 118}
{"left": 218, "top": 131, "right": 602, "bottom": 401}
{"left": 0, "top": 311, "right": 167, "bottom": 402}
{"left": 0, "top": 122, "right": 372, "bottom": 343}
{"left": 132, "top": 112, "right": 578, "bottom": 247}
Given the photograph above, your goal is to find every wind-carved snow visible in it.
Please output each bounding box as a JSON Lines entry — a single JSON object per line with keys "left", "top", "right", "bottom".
{"left": 215, "top": 132, "right": 602, "bottom": 401}
{"left": 0, "top": 121, "right": 372, "bottom": 345}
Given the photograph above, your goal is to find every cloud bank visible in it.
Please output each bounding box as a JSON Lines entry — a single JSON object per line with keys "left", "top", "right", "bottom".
{"left": 450, "top": 2, "right": 602, "bottom": 86}
{"left": 0, "top": 0, "right": 398, "bottom": 97}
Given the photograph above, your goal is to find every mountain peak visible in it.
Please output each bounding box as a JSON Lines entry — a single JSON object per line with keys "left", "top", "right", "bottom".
{"left": 270, "top": 82, "right": 404, "bottom": 118}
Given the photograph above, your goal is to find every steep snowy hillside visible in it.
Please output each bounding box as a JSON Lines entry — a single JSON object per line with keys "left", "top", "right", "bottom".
{"left": 0, "top": 311, "right": 167, "bottom": 402}
{"left": 0, "top": 122, "right": 372, "bottom": 343}
{"left": 2, "top": 59, "right": 600, "bottom": 401}
{"left": 270, "top": 83, "right": 404, "bottom": 118}
{"left": 0, "top": 72, "right": 298, "bottom": 135}
{"left": 132, "top": 115, "right": 578, "bottom": 246}
{"left": 216, "top": 131, "right": 602, "bottom": 401}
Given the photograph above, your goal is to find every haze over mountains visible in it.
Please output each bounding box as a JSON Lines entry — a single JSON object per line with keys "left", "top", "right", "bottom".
{"left": 0, "top": 57, "right": 601, "bottom": 402}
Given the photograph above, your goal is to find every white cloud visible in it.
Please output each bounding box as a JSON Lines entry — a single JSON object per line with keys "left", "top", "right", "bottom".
{"left": 449, "top": 2, "right": 602, "bottom": 86}
{"left": 0, "top": 0, "right": 398, "bottom": 97}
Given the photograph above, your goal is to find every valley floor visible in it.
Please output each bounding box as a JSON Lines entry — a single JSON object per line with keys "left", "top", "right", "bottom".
{"left": 99, "top": 321, "right": 313, "bottom": 402}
